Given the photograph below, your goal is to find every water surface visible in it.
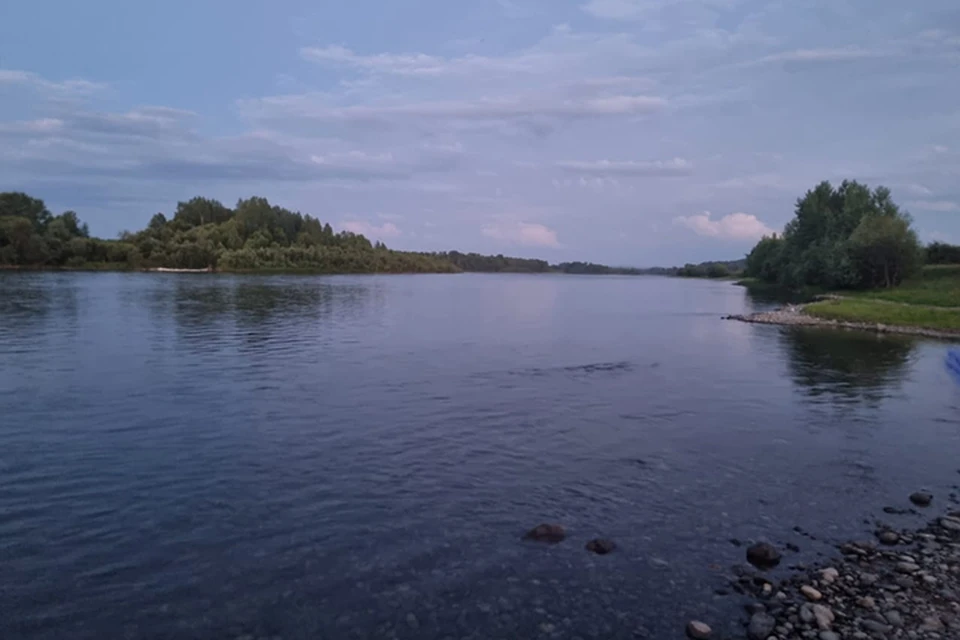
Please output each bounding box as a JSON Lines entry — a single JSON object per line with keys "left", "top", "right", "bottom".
{"left": 2, "top": 272, "right": 959, "bottom": 639}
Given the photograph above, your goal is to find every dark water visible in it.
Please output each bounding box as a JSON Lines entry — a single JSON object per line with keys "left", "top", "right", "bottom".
{"left": 2, "top": 273, "right": 959, "bottom": 640}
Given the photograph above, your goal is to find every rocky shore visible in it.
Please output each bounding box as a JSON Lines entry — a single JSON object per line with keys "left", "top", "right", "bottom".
{"left": 724, "top": 305, "right": 960, "bottom": 341}
{"left": 714, "top": 505, "right": 960, "bottom": 640}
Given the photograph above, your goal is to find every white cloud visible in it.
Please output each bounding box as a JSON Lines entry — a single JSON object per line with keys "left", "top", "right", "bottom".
{"left": 300, "top": 45, "right": 554, "bottom": 77}
{"left": 557, "top": 157, "right": 692, "bottom": 176}
{"left": 757, "top": 47, "right": 885, "bottom": 64}
{"left": 0, "top": 118, "right": 64, "bottom": 134}
{"left": 674, "top": 211, "right": 774, "bottom": 240}
{"left": 340, "top": 220, "right": 402, "bottom": 238}
{"left": 906, "top": 200, "right": 960, "bottom": 213}
{"left": 482, "top": 221, "right": 561, "bottom": 247}
{"left": 0, "top": 69, "right": 105, "bottom": 95}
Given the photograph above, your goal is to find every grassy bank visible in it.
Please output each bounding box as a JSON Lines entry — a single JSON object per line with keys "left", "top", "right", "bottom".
{"left": 804, "top": 298, "right": 960, "bottom": 332}
{"left": 803, "top": 265, "right": 960, "bottom": 333}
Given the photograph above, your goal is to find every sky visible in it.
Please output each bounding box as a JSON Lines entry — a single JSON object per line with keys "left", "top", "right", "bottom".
{"left": 1, "top": 0, "right": 958, "bottom": 266}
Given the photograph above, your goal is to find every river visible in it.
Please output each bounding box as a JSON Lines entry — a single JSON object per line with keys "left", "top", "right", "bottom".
{"left": 1, "top": 272, "right": 959, "bottom": 639}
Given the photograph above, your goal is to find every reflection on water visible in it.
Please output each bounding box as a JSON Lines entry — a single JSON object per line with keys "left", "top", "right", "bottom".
{"left": 780, "top": 327, "right": 916, "bottom": 403}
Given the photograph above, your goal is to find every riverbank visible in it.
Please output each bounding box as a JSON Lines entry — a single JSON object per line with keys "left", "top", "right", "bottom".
{"left": 731, "top": 266, "right": 960, "bottom": 339}
{"left": 724, "top": 304, "right": 960, "bottom": 341}
{"left": 718, "top": 500, "right": 960, "bottom": 640}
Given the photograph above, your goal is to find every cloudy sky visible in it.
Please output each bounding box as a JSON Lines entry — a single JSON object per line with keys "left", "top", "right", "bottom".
{"left": 1, "top": 0, "right": 958, "bottom": 265}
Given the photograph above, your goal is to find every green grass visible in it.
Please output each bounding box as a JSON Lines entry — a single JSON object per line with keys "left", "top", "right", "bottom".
{"left": 805, "top": 297, "right": 960, "bottom": 332}
{"left": 845, "top": 265, "right": 960, "bottom": 307}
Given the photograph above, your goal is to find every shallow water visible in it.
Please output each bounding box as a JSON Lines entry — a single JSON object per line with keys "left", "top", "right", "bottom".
{"left": 1, "top": 272, "right": 959, "bottom": 639}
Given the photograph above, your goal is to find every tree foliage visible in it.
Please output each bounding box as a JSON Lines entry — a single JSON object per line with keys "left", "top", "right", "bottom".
{"left": 745, "top": 181, "right": 922, "bottom": 289}
{"left": 925, "top": 242, "right": 960, "bottom": 265}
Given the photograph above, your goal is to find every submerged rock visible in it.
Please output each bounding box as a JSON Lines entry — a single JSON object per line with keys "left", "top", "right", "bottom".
{"left": 585, "top": 538, "right": 616, "bottom": 555}
{"left": 522, "top": 523, "right": 566, "bottom": 543}
{"left": 746, "top": 542, "right": 781, "bottom": 569}
{"left": 910, "top": 491, "right": 933, "bottom": 507}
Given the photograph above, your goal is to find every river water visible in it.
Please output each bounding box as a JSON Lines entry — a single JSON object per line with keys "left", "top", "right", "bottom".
{"left": 1, "top": 272, "right": 959, "bottom": 640}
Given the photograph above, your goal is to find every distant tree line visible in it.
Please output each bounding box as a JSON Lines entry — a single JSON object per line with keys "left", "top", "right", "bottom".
{"left": 675, "top": 259, "right": 747, "bottom": 279}
{"left": 0, "top": 192, "right": 647, "bottom": 275}
{"left": 744, "top": 180, "right": 940, "bottom": 289}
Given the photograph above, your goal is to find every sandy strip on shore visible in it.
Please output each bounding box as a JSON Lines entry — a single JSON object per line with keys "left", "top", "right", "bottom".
{"left": 723, "top": 306, "right": 960, "bottom": 341}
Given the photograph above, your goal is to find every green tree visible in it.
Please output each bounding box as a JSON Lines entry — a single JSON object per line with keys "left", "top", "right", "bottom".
{"left": 847, "top": 214, "right": 921, "bottom": 288}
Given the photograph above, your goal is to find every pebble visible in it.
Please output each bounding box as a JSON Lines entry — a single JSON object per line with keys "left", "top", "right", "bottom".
{"left": 857, "top": 597, "right": 876, "bottom": 610}
{"left": 896, "top": 561, "right": 920, "bottom": 574}
{"left": 820, "top": 568, "right": 839, "bottom": 583}
{"left": 876, "top": 530, "right": 899, "bottom": 545}
{"left": 685, "top": 620, "right": 712, "bottom": 639}
{"left": 801, "top": 585, "right": 823, "bottom": 601}
{"left": 884, "top": 610, "right": 903, "bottom": 627}
{"left": 812, "top": 604, "right": 834, "bottom": 631}
{"left": 747, "top": 612, "right": 776, "bottom": 640}
{"left": 819, "top": 632, "right": 840, "bottom": 640}
{"left": 860, "top": 619, "right": 891, "bottom": 634}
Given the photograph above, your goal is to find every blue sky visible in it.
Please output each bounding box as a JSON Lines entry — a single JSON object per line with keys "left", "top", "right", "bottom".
{"left": 1, "top": 0, "right": 958, "bottom": 265}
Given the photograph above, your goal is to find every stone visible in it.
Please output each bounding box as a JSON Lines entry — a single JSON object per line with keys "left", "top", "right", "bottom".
{"left": 820, "top": 567, "right": 839, "bottom": 583}
{"left": 857, "top": 597, "right": 876, "bottom": 610}
{"left": 940, "top": 516, "right": 960, "bottom": 532}
{"left": 910, "top": 491, "right": 933, "bottom": 506}
{"left": 920, "top": 616, "right": 945, "bottom": 632}
{"left": 813, "top": 604, "right": 834, "bottom": 631}
{"left": 685, "top": 620, "right": 712, "bottom": 639}
{"left": 585, "top": 538, "right": 616, "bottom": 555}
{"left": 884, "top": 610, "right": 903, "bottom": 627}
{"left": 747, "top": 613, "right": 776, "bottom": 640}
{"left": 746, "top": 542, "right": 782, "bottom": 569}
{"left": 523, "top": 523, "right": 566, "bottom": 543}
{"left": 860, "top": 619, "right": 891, "bottom": 634}
{"left": 819, "top": 632, "right": 840, "bottom": 640}
{"left": 895, "top": 562, "right": 920, "bottom": 574}
{"left": 801, "top": 586, "right": 823, "bottom": 601}
{"left": 876, "top": 530, "right": 899, "bottom": 545}
{"left": 799, "top": 604, "right": 816, "bottom": 624}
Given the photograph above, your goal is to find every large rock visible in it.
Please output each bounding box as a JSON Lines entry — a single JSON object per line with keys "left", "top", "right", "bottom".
{"left": 685, "top": 620, "right": 712, "bottom": 639}
{"left": 746, "top": 542, "right": 781, "bottom": 569}
{"left": 585, "top": 538, "right": 616, "bottom": 555}
{"left": 813, "top": 604, "right": 834, "bottom": 630}
{"left": 522, "top": 523, "right": 566, "bottom": 543}
{"left": 747, "top": 612, "right": 776, "bottom": 640}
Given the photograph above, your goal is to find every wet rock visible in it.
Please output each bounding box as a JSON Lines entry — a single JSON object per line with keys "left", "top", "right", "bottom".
{"left": 585, "top": 538, "right": 616, "bottom": 555}
{"left": 876, "top": 529, "right": 899, "bottom": 545}
{"left": 747, "top": 612, "right": 776, "bottom": 640}
{"left": 940, "top": 516, "right": 960, "bottom": 532}
{"left": 884, "top": 610, "right": 903, "bottom": 627}
{"left": 801, "top": 585, "right": 823, "bottom": 601}
{"left": 820, "top": 567, "right": 839, "bottom": 583}
{"left": 523, "top": 523, "right": 566, "bottom": 543}
{"left": 895, "top": 561, "right": 919, "bottom": 574}
{"left": 910, "top": 491, "right": 933, "bottom": 507}
{"left": 860, "top": 619, "right": 891, "bottom": 634}
{"left": 819, "top": 632, "right": 840, "bottom": 640}
{"left": 746, "top": 542, "right": 781, "bottom": 569}
{"left": 685, "top": 620, "right": 712, "bottom": 639}
{"left": 920, "top": 616, "right": 945, "bottom": 632}
{"left": 813, "top": 604, "right": 834, "bottom": 631}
